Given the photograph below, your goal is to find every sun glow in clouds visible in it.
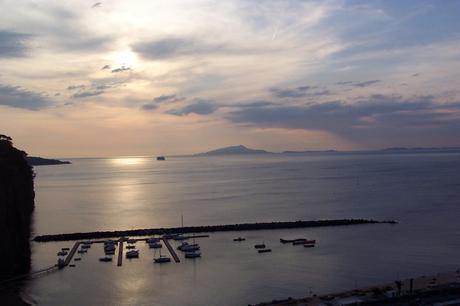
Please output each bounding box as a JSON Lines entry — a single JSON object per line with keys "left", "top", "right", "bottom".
{"left": 110, "top": 50, "right": 138, "bottom": 67}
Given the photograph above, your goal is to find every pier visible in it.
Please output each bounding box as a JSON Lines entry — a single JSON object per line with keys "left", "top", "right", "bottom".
{"left": 162, "top": 239, "right": 180, "bottom": 263}
{"left": 64, "top": 242, "right": 80, "bottom": 266}
{"left": 117, "top": 240, "right": 124, "bottom": 266}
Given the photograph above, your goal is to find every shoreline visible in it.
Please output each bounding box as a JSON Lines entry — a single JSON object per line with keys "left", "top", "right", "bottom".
{"left": 33, "top": 219, "right": 396, "bottom": 242}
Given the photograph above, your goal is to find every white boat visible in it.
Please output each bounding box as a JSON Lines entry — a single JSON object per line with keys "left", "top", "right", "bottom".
{"left": 154, "top": 255, "right": 171, "bottom": 263}
{"left": 126, "top": 250, "right": 139, "bottom": 258}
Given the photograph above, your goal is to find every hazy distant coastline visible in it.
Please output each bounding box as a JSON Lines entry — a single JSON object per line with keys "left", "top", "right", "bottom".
{"left": 192, "top": 145, "right": 460, "bottom": 157}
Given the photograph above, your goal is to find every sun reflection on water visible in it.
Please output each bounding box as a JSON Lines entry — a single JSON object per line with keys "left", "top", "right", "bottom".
{"left": 110, "top": 157, "right": 145, "bottom": 166}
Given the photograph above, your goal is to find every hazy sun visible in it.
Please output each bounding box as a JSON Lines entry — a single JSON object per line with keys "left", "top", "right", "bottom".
{"left": 110, "top": 50, "right": 138, "bottom": 67}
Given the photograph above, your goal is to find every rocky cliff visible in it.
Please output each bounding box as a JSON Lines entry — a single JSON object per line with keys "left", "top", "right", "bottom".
{"left": 0, "top": 135, "right": 34, "bottom": 280}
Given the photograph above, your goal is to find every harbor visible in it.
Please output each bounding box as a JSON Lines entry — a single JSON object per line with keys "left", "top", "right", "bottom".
{"left": 21, "top": 223, "right": 460, "bottom": 306}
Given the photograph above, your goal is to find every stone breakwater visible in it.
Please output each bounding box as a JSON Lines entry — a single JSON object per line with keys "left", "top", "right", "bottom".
{"left": 34, "top": 219, "right": 396, "bottom": 242}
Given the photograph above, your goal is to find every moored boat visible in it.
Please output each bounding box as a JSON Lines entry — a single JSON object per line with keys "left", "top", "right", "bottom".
{"left": 126, "top": 250, "right": 139, "bottom": 258}
{"left": 99, "top": 256, "right": 112, "bottom": 262}
{"left": 57, "top": 251, "right": 68, "bottom": 256}
{"left": 258, "top": 249, "right": 272, "bottom": 253}
{"left": 154, "top": 256, "right": 171, "bottom": 263}
{"left": 233, "top": 237, "right": 246, "bottom": 242}
{"left": 254, "top": 243, "right": 266, "bottom": 249}
{"left": 185, "top": 251, "right": 201, "bottom": 258}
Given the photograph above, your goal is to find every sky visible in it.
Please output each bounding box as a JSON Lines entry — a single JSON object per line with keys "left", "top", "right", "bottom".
{"left": 1, "top": 0, "right": 460, "bottom": 157}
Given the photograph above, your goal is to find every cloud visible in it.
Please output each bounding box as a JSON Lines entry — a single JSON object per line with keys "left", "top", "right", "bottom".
{"left": 71, "top": 90, "right": 104, "bottom": 99}
{"left": 0, "top": 84, "right": 51, "bottom": 110}
{"left": 111, "top": 66, "right": 131, "bottom": 73}
{"left": 167, "top": 100, "right": 218, "bottom": 116}
{"left": 141, "top": 103, "right": 158, "bottom": 111}
{"left": 67, "top": 84, "right": 86, "bottom": 90}
{"left": 133, "top": 37, "right": 262, "bottom": 60}
{"left": 226, "top": 94, "right": 460, "bottom": 144}
{"left": 0, "top": 30, "right": 30, "bottom": 58}
{"left": 270, "top": 86, "right": 313, "bottom": 98}
{"left": 153, "top": 94, "right": 177, "bottom": 103}
{"left": 352, "top": 80, "right": 381, "bottom": 87}
{"left": 92, "top": 2, "right": 101, "bottom": 8}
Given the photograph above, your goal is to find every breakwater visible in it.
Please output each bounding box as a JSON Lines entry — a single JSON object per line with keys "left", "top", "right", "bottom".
{"left": 34, "top": 219, "right": 396, "bottom": 242}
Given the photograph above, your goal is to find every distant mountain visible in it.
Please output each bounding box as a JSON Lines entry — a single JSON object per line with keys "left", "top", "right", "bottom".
{"left": 26, "top": 156, "right": 71, "bottom": 166}
{"left": 195, "top": 145, "right": 270, "bottom": 156}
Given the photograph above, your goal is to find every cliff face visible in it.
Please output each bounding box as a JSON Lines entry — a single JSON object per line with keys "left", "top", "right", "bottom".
{"left": 0, "top": 135, "right": 34, "bottom": 280}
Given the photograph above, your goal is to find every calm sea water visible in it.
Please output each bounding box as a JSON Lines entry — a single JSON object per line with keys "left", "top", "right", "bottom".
{"left": 22, "top": 153, "right": 460, "bottom": 305}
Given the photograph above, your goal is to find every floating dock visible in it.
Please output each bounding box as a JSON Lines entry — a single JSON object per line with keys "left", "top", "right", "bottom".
{"left": 162, "top": 239, "right": 180, "bottom": 263}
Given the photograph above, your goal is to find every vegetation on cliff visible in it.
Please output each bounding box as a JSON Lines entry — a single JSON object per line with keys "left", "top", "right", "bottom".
{"left": 0, "top": 134, "right": 35, "bottom": 280}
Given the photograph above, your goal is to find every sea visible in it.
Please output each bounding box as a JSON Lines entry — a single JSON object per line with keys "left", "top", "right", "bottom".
{"left": 20, "top": 152, "right": 460, "bottom": 305}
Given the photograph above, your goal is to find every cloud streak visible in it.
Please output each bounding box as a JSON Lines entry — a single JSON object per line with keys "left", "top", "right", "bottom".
{"left": 0, "top": 30, "right": 30, "bottom": 58}
{"left": 0, "top": 84, "right": 52, "bottom": 110}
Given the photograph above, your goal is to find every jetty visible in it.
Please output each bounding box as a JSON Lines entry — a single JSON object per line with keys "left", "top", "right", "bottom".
{"left": 64, "top": 242, "right": 81, "bottom": 266}
{"left": 117, "top": 240, "right": 124, "bottom": 266}
{"left": 33, "top": 219, "right": 396, "bottom": 242}
{"left": 162, "top": 239, "right": 180, "bottom": 263}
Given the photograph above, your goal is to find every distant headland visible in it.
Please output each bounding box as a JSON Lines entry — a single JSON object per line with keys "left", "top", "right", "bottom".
{"left": 26, "top": 156, "right": 71, "bottom": 166}
{"left": 193, "top": 145, "right": 460, "bottom": 157}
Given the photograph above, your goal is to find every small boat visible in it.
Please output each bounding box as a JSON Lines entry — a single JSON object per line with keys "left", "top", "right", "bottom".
{"left": 185, "top": 251, "right": 201, "bottom": 258}
{"left": 146, "top": 237, "right": 160, "bottom": 244}
{"left": 74, "top": 258, "right": 81, "bottom": 261}
{"left": 177, "top": 241, "right": 199, "bottom": 252}
{"left": 173, "top": 235, "right": 189, "bottom": 241}
{"left": 104, "top": 244, "right": 116, "bottom": 252}
{"left": 62, "top": 247, "right": 70, "bottom": 251}
{"left": 303, "top": 243, "right": 315, "bottom": 248}
{"left": 233, "top": 237, "right": 246, "bottom": 242}
{"left": 280, "top": 238, "right": 311, "bottom": 244}
{"left": 69, "top": 264, "right": 76, "bottom": 267}
{"left": 254, "top": 244, "right": 266, "bottom": 249}
{"left": 82, "top": 241, "right": 92, "bottom": 245}
{"left": 126, "top": 250, "right": 139, "bottom": 258}
{"left": 57, "top": 258, "right": 65, "bottom": 269}
{"left": 57, "top": 251, "right": 68, "bottom": 256}
{"left": 162, "top": 233, "right": 178, "bottom": 239}
{"left": 126, "top": 245, "right": 136, "bottom": 249}
{"left": 127, "top": 239, "right": 136, "bottom": 244}
{"left": 292, "top": 239, "right": 316, "bottom": 245}
{"left": 77, "top": 249, "right": 87, "bottom": 254}
{"left": 157, "top": 156, "right": 166, "bottom": 161}
{"left": 81, "top": 244, "right": 91, "bottom": 249}
{"left": 105, "top": 250, "right": 115, "bottom": 255}
{"left": 99, "top": 257, "right": 112, "bottom": 262}
{"left": 149, "top": 242, "right": 162, "bottom": 249}
{"left": 154, "top": 256, "right": 171, "bottom": 263}
{"left": 258, "top": 249, "right": 272, "bottom": 253}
